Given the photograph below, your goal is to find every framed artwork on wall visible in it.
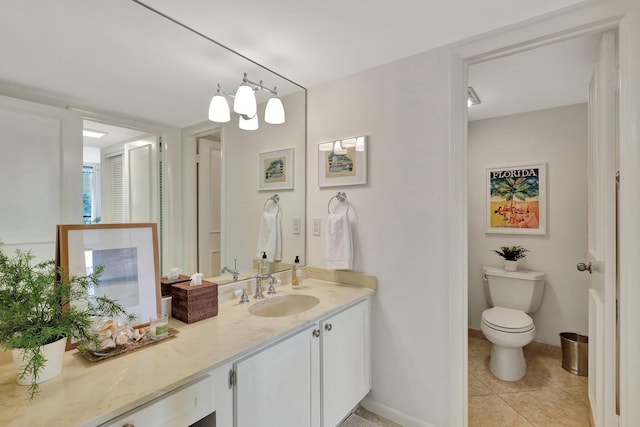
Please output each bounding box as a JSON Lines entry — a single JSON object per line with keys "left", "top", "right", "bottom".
{"left": 257, "top": 148, "right": 294, "bottom": 191}
{"left": 485, "top": 163, "right": 547, "bottom": 235}
{"left": 318, "top": 136, "right": 368, "bottom": 187}
{"left": 56, "top": 223, "right": 161, "bottom": 327}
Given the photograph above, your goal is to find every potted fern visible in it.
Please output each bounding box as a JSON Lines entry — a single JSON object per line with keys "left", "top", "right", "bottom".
{"left": 493, "top": 245, "right": 530, "bottom": 271}
{"left": 0, "top": 247, "right": 133, "bottom": 398}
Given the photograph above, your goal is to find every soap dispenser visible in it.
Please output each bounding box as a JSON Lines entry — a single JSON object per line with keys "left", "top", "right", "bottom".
{"left": 259, "top": 251, "right": 269, "bottom": 276}
{"left": 291, "top": 256, "right": 301, "bottom": 287}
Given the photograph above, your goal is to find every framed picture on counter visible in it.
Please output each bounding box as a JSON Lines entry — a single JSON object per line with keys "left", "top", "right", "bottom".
{"left": 56, "top": 223, "right": 161, "bottom": 328}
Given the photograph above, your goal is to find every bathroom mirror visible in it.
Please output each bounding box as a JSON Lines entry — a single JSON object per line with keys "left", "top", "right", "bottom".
{"left": 0, "top": 0, "right": 306, "bottom": 279}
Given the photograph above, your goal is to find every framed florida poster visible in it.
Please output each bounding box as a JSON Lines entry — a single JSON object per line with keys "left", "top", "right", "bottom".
{"left": 485, "top": 163, "right": 546, "bottom": 235}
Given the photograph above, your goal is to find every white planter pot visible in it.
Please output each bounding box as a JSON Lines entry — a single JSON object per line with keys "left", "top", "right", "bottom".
{"left": 504, "top": 260, "right": 519, "bottom": 271}
{"left": 12, "top": 336, "right": 66, "bottom": 386}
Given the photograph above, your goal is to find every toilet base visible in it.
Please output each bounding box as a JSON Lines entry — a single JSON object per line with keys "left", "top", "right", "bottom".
{"left": 489, "top": 344, "right": 526, "bottom": 381}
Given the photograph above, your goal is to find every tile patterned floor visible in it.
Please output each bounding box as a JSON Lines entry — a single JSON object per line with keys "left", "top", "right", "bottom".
{"left": 469, "top": 331, "right": 590, "bottom": 427}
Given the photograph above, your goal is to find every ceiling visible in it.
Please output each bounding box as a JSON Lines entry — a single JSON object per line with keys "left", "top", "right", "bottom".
{"left": 0, "top": 0, "right": 594, "bottom": 131}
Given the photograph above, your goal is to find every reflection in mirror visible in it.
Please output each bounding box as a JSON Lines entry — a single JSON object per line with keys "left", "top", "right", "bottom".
{"left": 0, "top": 0, "right": 306, "bottom": 279}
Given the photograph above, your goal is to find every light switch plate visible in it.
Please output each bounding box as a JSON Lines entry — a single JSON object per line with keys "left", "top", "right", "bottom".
{"left": 312, "top": 217, "right": 321, "bottom": 236}
{"left": 292, "top": 217, "right": 301, "bottom": 235}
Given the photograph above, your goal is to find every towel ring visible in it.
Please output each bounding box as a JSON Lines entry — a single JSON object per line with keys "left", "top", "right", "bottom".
{"left": 264, "top": 194, "right": 280, "bottom": 215}
{"left": 327, "top": 191, "right": 349, "bottom": 214}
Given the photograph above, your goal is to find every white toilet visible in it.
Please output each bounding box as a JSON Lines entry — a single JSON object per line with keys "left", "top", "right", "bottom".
{"left": 480, "top": 266, "right": 546, "bottom": 381}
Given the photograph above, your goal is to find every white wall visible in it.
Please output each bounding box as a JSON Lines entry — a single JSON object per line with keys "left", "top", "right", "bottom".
{"left": 467, "top": 104, "right": 590, "bottom": 345}
{"left": 307, "top": 48, "right": 452, "bottom": 427}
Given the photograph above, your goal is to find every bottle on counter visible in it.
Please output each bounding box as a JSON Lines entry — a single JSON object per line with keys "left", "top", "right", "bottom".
{"left": 291, "top": 255, "right": 301, "bottom": 287}
{"left": 259, "top": 251, "right": 269, "bottom": 276}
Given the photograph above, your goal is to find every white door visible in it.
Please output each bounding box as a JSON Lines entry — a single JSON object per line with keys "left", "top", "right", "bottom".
{"left": 197, "top": 138, "right": 222, "bottom": 278}
{"left": 586, "top": 30, "right": 618, "bottom": 427}
{"left": 123, "top": 137, "right": 159, "bottom": 223}
{"left": 234, "top": 325, "right": 320, "bottom": 427}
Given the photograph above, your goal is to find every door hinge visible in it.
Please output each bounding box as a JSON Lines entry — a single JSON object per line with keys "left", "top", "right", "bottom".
{"left": 195, "top": 153, "right": 201, "bottom": 164}
{"left": 158, "top": 137, "right": 163, "bottom": 152}
{"left": 228, "top": 369, "right": 235, "bottom": 389}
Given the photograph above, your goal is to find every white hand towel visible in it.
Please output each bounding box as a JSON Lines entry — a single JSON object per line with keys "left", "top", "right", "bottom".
{"left": 325, "top": 211, "right": 353, "bottom": 270}
{"left": 257, "top": 211, "right": 282, "bottom": 262}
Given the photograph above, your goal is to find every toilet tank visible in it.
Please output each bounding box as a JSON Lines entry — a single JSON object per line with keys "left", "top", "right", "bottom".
{"left": 482, "top": 266, "right": 546, "bottom": 313}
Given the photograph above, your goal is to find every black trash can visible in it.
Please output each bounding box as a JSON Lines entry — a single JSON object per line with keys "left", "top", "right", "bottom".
{"left": 559, "top": 332, "right": 588, "bottom": 376}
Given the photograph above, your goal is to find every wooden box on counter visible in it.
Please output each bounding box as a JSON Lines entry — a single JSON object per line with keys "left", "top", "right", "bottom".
{"left": 160, "top": 274, "right": 192, "bottom": 297}
{"left": 170, "top": 279, "right": 219, "bottom": 324}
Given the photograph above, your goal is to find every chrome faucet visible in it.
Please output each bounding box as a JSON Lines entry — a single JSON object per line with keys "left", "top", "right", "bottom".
{"left": 221, "top": 258, "right": 239, "bottom": 281}
{"left": 254, "top": 273, "right": 276, "bottom": 299}
{"left": 254, "top": 275, "right": 265, "bottom": 299}
{"left": 266, "top": 274, "right": 277, "bottom": 295}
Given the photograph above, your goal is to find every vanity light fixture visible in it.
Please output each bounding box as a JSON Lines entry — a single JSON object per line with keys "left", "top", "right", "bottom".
{"left": 82, "top": 129, "right": 107, "bottom": 138}
{"left": 209, "top": 73, "right": 286, "bottom": 130}
{"left": 468, "top": 86, "right": 481, "bottom": 107}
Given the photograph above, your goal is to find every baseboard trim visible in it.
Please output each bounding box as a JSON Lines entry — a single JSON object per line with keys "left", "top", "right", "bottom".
{"left": 361, "top": 397, "right": 435, "bottom": 427}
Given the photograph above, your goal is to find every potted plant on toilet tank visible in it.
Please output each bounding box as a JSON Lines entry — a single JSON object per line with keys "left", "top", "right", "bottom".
{"left": 493, "top": 245, "right": 530, "bottom": 271}
{"left": 0, "top": 247, "right": 133, "bottom": 398}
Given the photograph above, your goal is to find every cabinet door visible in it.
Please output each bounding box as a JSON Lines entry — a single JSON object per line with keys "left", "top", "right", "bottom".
{"left": 321, "top": 299, "right": 371, "bottom": 427}
{"left": 235, "top": 325, "right": 320, "bottom": 427}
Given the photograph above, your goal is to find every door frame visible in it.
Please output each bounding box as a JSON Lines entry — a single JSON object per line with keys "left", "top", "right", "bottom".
{"left": 447, "top": 2, "right": 640, "bottom": 426}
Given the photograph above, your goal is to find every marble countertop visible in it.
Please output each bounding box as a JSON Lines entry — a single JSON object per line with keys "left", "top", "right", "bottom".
{"left": 0, "top": 279, "right": 374, "bottom": 427}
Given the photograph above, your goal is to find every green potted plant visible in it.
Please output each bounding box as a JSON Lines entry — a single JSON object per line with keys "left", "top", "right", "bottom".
{"left": 0, "top": 247, "right": 134, "bottom": 398}
{"left": 493, "top": 245, "right": 530, "bottom": 271}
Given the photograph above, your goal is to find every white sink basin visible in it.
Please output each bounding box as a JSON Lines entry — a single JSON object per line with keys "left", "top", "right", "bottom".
{"left": 249, "top": 294, "right": 320, "bottom": 317}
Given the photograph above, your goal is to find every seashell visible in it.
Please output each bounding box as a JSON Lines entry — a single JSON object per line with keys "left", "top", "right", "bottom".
{"left": 114, "top": 333, "right": 128, "bottom": 346}
{"left": 101, "top": 338, "right": 116, "bottom": 350}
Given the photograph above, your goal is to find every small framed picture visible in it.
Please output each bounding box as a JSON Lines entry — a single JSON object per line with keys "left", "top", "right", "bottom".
{"left": 318, "top": 136, "right": 368, "bottom": 187}
{"left": 56, "top": 223, "right": 161, "bottom": 326}
{"left": 485, "top": 163, "right": 546, "bottom": 235}
{"left": 258, "top": 148, "right": 294, "bottom": 191}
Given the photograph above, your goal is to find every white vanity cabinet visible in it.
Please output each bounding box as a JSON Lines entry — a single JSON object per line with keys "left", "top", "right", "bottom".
{"left": 100, "top": 363, "right": 232, "bottom": 427}
{"left": 321, "top": 298, "right": 371, "bottom": 427}
{"left": 233, "top": 297, "right": 371, "bottom": 427}
{"left": 234, "top": 324, "right": 321, "bottom": 427}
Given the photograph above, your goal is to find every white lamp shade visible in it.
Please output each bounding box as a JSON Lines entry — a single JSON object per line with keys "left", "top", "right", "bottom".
{"left": 233, "top": 85, "right": 257, "bottom": 117}
{"left": 333, "top": 140, "right": 347, "bottom": 155}
{"left": 319, "top": 142, "right": 334, "bottom": 151}
{"left": 264, "top": 97, "right": 285, "bottom": 124}
{"left": 341, "top": 137, "right": 357, "bottom": 147}
{"left": 355, "top": 136, "right": 366, "bottom": 151}
{"left": 239, "top": 114, "right": 259, "bottom": 131}
{"left": 208, "top": 94, "right": 230, "bottom": 122}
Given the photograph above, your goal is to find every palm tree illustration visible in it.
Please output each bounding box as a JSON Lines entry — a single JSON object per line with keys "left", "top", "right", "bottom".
{"left": 492, "top": 177, "right": 538, "bottom": 220}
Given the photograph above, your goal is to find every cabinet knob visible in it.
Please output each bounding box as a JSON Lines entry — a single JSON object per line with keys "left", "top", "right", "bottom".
{"left": 312, "top": 329, "right": 320, "bottom": 338}
{"left": 324, "top": 323, "right": 333, "bottom": 331}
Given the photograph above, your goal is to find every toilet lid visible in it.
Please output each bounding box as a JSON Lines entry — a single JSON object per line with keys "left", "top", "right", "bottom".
{"left": 482, "top": 307, "right": 533, "bottom": 333}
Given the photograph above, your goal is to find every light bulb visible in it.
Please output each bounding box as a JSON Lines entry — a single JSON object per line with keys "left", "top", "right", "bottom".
{"left": 239, "top": 114, "right": 259, "bottom": 131}
{"left": 264, "top": 97, "right": 285, "bottom": 124}
{"left": 208, "top": 94, "right": 230, "bottom": 122}
{"left": 234, "top": 84, "right": 257, "bottom": 117}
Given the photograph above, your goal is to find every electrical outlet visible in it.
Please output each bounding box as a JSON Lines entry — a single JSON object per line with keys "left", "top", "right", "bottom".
{"left": 312, "top": 217, "right": 321, "bottom": 236}
{"left": 292, "top": 217, "right": 301, "bottom": 235}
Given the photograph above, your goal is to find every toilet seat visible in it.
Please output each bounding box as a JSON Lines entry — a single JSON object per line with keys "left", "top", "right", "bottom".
{"left": 482, "top": 307, "right": 534, "bottom": 333}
